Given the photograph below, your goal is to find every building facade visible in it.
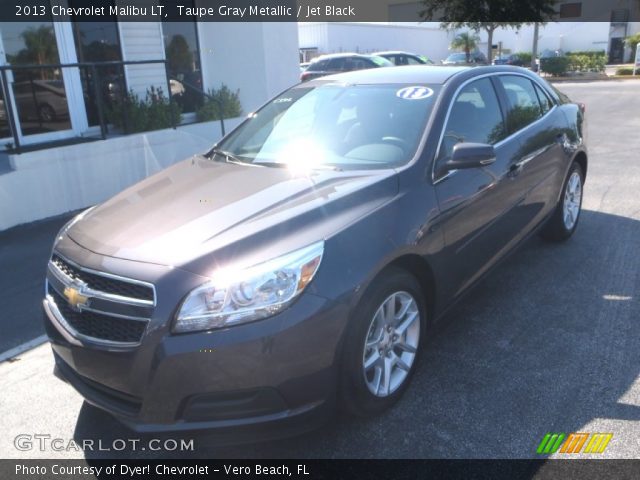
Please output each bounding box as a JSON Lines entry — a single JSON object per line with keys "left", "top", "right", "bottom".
{"left": 382, "top": 0, "right": 640, "bottom": 62}
{"left": 298, "top": 22, "right": 454, "bottom": 62}
{"left": 0, "top": 13, "right": 299, "bottom": 231}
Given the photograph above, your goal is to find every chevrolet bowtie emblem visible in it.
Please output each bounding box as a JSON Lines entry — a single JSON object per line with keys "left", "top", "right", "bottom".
{"left": 63, "top": 286, "right": 89, "bottom": 310}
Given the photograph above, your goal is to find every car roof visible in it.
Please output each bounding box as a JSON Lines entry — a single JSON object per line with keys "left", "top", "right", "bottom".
{"left": 304, "top": 65, "right": 539, "bottom": 87}
{"left": 308, "top": 65, "right": 471, "bottom": 85}
{"left": 374, "top": 51, "right": 417, "bottom": 56}
{"left": 311, "top": 52, "right": 379, "bottom": 61}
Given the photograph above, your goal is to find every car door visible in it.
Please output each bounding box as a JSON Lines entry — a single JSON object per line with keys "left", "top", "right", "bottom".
{"left": 432, "top": 76, "right": 526, "bottom": 301}
{"left": 327, "top": 57, "right": 346, "bottom": 74}
{"left": 303, "top": 59, "right": 330, "bottom": 81}
{"left": 494, "top": 74, "right": 568, "bottom": 238}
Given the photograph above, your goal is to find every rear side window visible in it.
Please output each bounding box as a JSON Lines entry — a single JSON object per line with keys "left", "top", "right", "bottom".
{"left": 350, "top": 58, "right": 371, "bottom": 70}
{"left": 436, "top": 77, "right": 505, "bottom": 168}
{"left": 533, "top": 83, "right": 554, "bottom": 114}
{"left": 307, "top": 59, "right": 329, "bottom": 71}
{"left": 499, "top": 75, "right": 544, "bottom": 132}
{"left": 327, "top": 58, "right": 345, "bottom": 71}
{"left": 406, "top": 56, "right": 423, "bottom": 65}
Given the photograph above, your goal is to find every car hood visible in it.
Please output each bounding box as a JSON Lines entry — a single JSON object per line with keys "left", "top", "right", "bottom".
{"left": 67, "top": 155, "right": 398, "bottom": 274}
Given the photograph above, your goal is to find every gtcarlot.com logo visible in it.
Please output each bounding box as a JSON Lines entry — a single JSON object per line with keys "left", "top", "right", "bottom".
{"left": 537, "top": 432, "right": 613, "bottom": 455}
{"left": 14, "top": 434, "right": 194, "bottom": 452}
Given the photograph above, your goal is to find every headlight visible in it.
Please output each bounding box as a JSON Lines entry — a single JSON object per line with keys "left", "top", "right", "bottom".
{"left": 174, "top": 241, "right": 324, "bottom": 333}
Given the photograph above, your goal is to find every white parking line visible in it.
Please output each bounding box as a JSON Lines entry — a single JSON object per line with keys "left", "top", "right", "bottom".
{"left": 0, "top": 335, "right": 48, "bottom": 363}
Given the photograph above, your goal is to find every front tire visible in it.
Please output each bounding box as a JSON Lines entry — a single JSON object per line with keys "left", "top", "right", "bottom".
{"left": 339, "top": 268, "right": 427, "bottom": 416}
{"left": 540, "top": 162, "right": 584, "bottom": 242}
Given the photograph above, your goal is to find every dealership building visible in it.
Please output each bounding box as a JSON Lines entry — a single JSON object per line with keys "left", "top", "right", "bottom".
{"left": 0, "top": 11, "right": 299, "bottom": 231}
{"left": 299, "top": 0, "right": 640, "bottom": 63}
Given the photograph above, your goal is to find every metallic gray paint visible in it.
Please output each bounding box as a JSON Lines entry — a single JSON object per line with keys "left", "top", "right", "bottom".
{"left": 43, "top": 65, "right": 587, "bottom": 434}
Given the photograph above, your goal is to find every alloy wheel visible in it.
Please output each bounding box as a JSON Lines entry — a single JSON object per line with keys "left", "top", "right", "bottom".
{"left": 563, "top": 171, "right": 582, "bottom": 230}
{"left": 362, "top": 291, "right": 420, "bottom": 397}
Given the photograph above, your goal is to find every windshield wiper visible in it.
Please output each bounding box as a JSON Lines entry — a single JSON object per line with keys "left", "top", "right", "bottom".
{"left": 210, "top": 148, "right": 249, "bottom": 166}
{"left": 211, "top": 149, "right": 342, "bottom": 171}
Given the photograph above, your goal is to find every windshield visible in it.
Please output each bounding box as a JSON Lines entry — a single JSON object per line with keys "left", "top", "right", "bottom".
{"left": 369, "top": 56, "right": 394, "bottom": 67}
{"left": 215, "top": 83, "right": 439, "bottom": 171}
{"left": 446, "top": 53, "right": 467, "bottom": 61}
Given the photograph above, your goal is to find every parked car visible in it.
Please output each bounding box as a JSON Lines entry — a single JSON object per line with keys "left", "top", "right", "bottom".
{"left": 493, "top": 53, "right": 526, "bottom": 66}
{"left": 300, "top": 62, "right": 311, "bottom": 72}
{"left": 13, "top": 80, "right": 69, "bottom": 122}
{"left": 44, "top": 65, "right": 587, "bottom": 436}
{"left": 443, "top": 51, "right": 488, "bottom": 65}
{"left": 374, "top": 51, "right": 434, "bottom": 66}
{"left": 540, "top": 49, "right": 565, "bottom": 59}
{"left": 300, "top": 53, "right": 393, "bottom": 81}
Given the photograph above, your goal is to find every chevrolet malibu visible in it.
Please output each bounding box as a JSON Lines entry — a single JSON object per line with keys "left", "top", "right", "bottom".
{"left": 44, "top": 66, "right": 586, "bottom": 435}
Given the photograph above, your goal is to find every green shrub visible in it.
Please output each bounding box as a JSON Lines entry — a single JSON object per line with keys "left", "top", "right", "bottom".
{"left": 615, "top": 68, "right": 635, "bottom": 75}
{"left": 566, "top": 51, "right": 606, "bottom": 72}
{"left": 625, "top": 33, "right": 640, "bottom": 63}
{"left": 540, "top": 57, "right": 570, "bottom": 76}
{"left": 567, "top": 50, "right": 606, "bottom": 58}
{"left": 514, "top": 52, "right": 532, "bottom": 64}
{"left": 107, "top": 86, "right": 181, "bottom": 134}
{"left": 196, "top": 84, "right": 242, "bottom": 122}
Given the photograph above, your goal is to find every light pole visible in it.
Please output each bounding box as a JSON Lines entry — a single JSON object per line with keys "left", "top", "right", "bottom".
{"left": 531, "top": 22, "right": 540, "bottom": 72}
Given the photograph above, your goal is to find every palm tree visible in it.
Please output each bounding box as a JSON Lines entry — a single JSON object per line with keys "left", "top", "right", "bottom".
{"left": 450, "top": 31, "right": 480, "bottom": 63}
{"left": 18, "top": 26, "right": 59, "bottom": 79}
{"left": 624, "top": 33, "right": 640, "bottom": 64}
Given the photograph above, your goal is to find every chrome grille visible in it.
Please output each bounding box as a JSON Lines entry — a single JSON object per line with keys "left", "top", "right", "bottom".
{"left": 48, "top": 286, "right": 147, "bottom": 343}
{"left": 45, "top": 252, "right": 155, "bottom": 347}
{"left": 51, "top": 254, "right": 154, "bottom": 302}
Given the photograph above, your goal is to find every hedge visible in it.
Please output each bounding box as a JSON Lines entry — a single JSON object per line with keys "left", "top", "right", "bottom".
{"left": 513, "top": 52, "right": 532, "bottom": 64}
{"left": 540, "top": 57, "right": 571, "bottom": 76}
{"left": 566, "top": 50, "right": 606, "bottom": 58}
{"left": 107, "top": 86, "right": 182, "bottom": 134}
{"left": 541, "top": 51, "right": 606, "bottom": 76}
{"left": 196, "top": 85, "right": 243, "bottom": 122}
{"left": 566, "top": 51, "right": 606, "bottom": 72}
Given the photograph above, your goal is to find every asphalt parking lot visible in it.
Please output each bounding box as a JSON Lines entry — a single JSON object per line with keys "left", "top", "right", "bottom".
{"left": 0, "top": 80, "right": 639, "bottom": 460}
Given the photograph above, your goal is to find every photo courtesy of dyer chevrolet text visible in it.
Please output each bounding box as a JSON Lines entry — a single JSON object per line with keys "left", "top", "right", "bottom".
{"left": 16, "top": 464, "right": 310, "bottom": 477}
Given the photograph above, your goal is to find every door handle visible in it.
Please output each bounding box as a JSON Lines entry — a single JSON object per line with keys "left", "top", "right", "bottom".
{"left": 509, "top": 161, "right": 524, "bottom": 175}
{"left": 507, "top": 162, "right": 522, "bottom": 179}
{"left": 508, "top": 155, "right": 533, "bottom": 178}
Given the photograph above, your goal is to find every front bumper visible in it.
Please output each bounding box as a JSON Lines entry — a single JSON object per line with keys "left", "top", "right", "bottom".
{"left": 44, "top": 286, "right": 346, "bottom": 435}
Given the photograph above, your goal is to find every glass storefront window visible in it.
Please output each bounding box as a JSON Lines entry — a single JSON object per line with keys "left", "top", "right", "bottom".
{"left": 163, "top": 0, "right": 203, "bottom": 113}
{"left": 69, "top": 0, "right": 124, "bottom": 127}
{"left": 0, "top": 87, "right": 9, "bottom": 139}
{"left": 0, "top": 21, "right": 71, "bottom": 136}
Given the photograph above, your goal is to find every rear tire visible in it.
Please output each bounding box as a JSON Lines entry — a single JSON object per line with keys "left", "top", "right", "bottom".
{"left": 38, "top": 104, "right": 56, "bottom": 122}
{"left": 339, "top": 268, "right": 427, "bottom": 417}
{"left": 540, "top": 162, "right": 584, "bottom": 242}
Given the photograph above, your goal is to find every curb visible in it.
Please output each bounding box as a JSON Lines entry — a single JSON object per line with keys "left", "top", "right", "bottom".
{"left": 0, "top": 335, "right": 48, "bottom": 363}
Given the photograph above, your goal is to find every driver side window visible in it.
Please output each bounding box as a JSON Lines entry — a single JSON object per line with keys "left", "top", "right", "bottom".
{"left": 436, "top": 78, "right": 505, "bottom": 171}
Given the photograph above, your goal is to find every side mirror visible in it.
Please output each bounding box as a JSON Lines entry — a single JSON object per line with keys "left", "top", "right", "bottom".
{"left": 442, "top": 142, "right": 496, "bottom": 174}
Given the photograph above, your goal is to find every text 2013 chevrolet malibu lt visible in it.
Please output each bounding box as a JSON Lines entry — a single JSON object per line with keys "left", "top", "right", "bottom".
{"left": 44, "top": 66, "right": 586, "bottom": 434}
